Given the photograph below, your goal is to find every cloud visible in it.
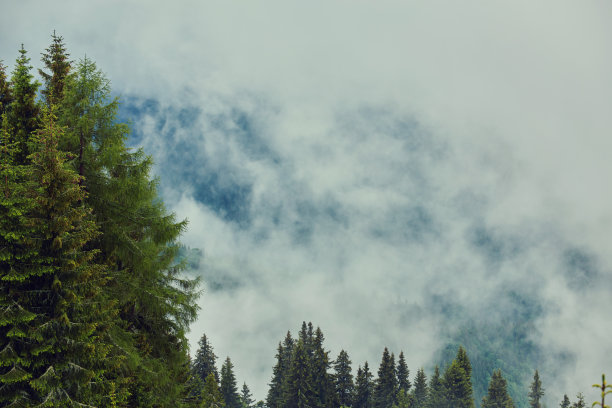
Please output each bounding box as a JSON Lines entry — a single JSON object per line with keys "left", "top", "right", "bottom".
{"left": 2, "top": 1, "right": 612, "bottom": 404}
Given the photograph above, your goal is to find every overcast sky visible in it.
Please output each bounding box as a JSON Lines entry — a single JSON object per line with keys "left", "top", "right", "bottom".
{"left": 2, "top": 1, "right": 612, "bottom": 404}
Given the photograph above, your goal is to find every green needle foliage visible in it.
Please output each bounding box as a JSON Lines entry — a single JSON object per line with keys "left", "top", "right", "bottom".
{"left": 481, "top": 369, "right": 515, "bottom": 408}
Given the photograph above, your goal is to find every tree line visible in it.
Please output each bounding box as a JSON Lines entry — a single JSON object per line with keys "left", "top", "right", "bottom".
{"left": 191, "top": 322, "right": 591, "bottom": 408}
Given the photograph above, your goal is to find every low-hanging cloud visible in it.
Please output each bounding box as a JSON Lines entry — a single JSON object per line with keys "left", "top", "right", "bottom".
{"left": 2, "top": 1, "right": 611, "bottom": 405}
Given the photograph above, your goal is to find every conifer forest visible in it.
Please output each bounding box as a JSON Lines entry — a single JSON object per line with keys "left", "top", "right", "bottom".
{"left": 1, "top": 16, "right": 610, "bottom": 408}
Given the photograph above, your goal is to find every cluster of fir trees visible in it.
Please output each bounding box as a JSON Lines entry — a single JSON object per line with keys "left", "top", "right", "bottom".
{"left": 190, "top": 334, "right": 257, "bottom": 408}
{"left": 189, "top": 321, "right": 587, "bottom": 408}
{"left": 0, "top": 34, "right": 200, "bottom": 406}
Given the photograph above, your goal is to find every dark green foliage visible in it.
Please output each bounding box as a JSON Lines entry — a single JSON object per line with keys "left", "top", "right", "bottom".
{"left": 392, "top": 389, "right": 413, "bottom": 408}
{"left": 412, "top": 368, "right": 428, "bottom": 408}
{"left": 203, "top": 372, "right": 225, "bottom": 408}
{"left": 373, "top": 347, "right": 398, "bottom": 408}
{"left": 354, "top": 362, "right": 374, "bottom": 408}
{"left": 194, "top": 333, "right": 219, "bottom": 384}
{"left": 0, "top": 107, "right": 119, "bottom": 406}
{"left": 397, "top": 351, "right": 410, "bottom": 393}
{"left": 560, "top": 394, "right": 571, "bottom": 408}
{"left": 0, "top": 61, "right": 12, "bottom": 116}
{"left": 240, "top": 382, "right": 255, "bottom": 408}
{"left": 426, "top": 366, "right": 444, "bottom": 408}
{"left": 267, "top": 342, "right": 287, "bottom": 408}
{"left": 284, "top": 339, "right": 316, "bottom": 408}
{"left": 571, "top": 392, "right": 585, "bottom": 408}
{"left": 528, "top": 370, "right": 544, "bottom": 408}
{"left": 443, "top": 359, "right": 474, "bottom": 408}
{"left": 6, "top": 45, "right": 40, "bottom": 164}
{"left": 39, "top": 32, "right": 71, "bottom": 107}
{"left": 481, "top": 370, "right": 514, "bottom": 408}
{"left": 221, "top": 357, "right": 241, "bottom": 408}
{"left": 311, "top": 327, "right": 335, "bottom": 408}
{"left": 334, "top": 349, "right": 354, "bottom": 407}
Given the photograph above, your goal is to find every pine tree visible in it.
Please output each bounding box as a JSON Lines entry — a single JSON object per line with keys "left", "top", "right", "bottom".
{"left": 267, "top": 338, "right": 289, "bottom": 408}
{"left": 334, "top": 350, "right": 354, "bottom": 408}
{"left": 412, "top": 368, "right": 428, "bottom": 408}
{"left": 6, "top": 45, "right": 40, "bottom": 164}
{"left": 455, "top": 346, "right": 472, "bottom": 382}
{"left": 560, "top": 394, "right": 571, "bottom": 408}
{"left": 240, "top": 382, "right": 255, "bottom": 408}
{"left": 39, "top": 31, "right": 71, "bottom": 107}
{"left": 528, "top": 370, "right": 544, "bottom": 408}
{"left": 571, "top": 392, "right": 585, "bottom": 408}
{"left": 284, "top": 339, "right": 316, "bottom": 408}
{"left": 481, "top": 369, "right": 514, "bottom": 408}
{"left": 443, "top": 359, "right": 474, "bottom": 408}
{"left": 58, "top": 56, "right": 199, "bottom": 405}
{"left": 194, "top": 333, "right": 219, "bottom": 383}
{"left": 397, "top": 351, "right": 410, "bottom": 393}
{"left": 392, "top": 389, "right": 413, "bottom": 408}
{"left": 0, "top": 60, "right": 12, "bottom": 117}
{"left": 426, "top": 366, "right": 444, "bottom": 408}
{"left": 202, "top": 373, "right": 226, "bottom": 408}
{"left": 311, "top": 327, "right": 334, "bottom": 408}
{"left": 354, "top": 362, "right": 374, "bottom": 408}
{"left": 0, "top": 107, "right": 119, "bottom": 406}
{"left": 221, "top": 357, "right": 241, "bottom": 408}
{"left": 373, "top": 347, "right": 398, "bottom": 408}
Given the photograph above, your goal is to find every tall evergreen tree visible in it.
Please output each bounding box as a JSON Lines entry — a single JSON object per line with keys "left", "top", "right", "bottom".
{"left": 481, "top": 369, "right": 514, "bottom": 408}
{"left": 425, "top": 366, "right": 444, "bottom": 408}
{"left": 528, "top": 370, "right": 544, "bottom": 408}
{"left": 0, "top": 60, "right": 12, "bottom": 117}
{"left": 220, "top": 357, "right": 241, "bottom": 408}
{"left": 571, "top": 392, "right": 585, "bottom": 408}
{"left": 443, "top": 359, "right": 474, "bottom": 408}
{"left": 58, "top": 56, "right": 199, "bottom": 405}
{"left": 267, "top": 331, "right": 295, "bottom": 408}
{"left": 397, "top": 351, "right": 410, "bottom": 393}
{"left": 284, "top": 339, "right": 316, "bottom": 408}
{"left": 373, "top": 347, "right": 398, "bottom": 408}
{"left": 334, "top": 349, "right": 354, "bottom": 408}
{"left": 39, "top": 31, "right": 71, "bottom": 107}
{"left": 560, "top": 394, "right": 571, "bottom": 408}
{"left": 412, "top": 368, "right": 428, "bottom": 408}
{"left": 202, "top": 373, "right": 225, "bottom": 408}
{"left": 0, "top": 107, "right": 120, "bottom": 406}
{"left": 240, "top": 382, "right": 255, "bottom": 408}
{"left": 354, "top": 363, "right": 374, "bottom": 408}
{"left": 311, "top": 327, "right": 334, "bottom": 408}
{"left": 194, "top": 333, "right": 219, "bottom": 383}
{"left": 6, "top": 45, "right": 40, "bottom": 164}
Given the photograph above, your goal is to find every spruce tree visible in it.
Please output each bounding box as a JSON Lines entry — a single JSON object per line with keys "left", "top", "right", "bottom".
{"left": 412, "top": 368, "right": 428, "bottom": 408}
{"left": 39, "top": 31, "right": 71, "bottom": 107}
{"left": 220, "top": 357, "right": 241, "bottom": 408}
{"left": 284, "top": 339, "right": 316, "bottom": 408}
{"left": 354, "top": 362, "right": 374, "bottom": 408}
{"left": 392, "top": 389, "right": 413, "bottom": 408}
{"left": 528, "top": 370, "right": 544, "bottom": 408}
{"left": 0, "top": 60, "right": 12, "bottom": 117}
{"left": 0, "top": 107, "right": 119, "bottom": 406}
{"left": 194, "top": 333, "right": 219, "bottom": 383}
{"left": 397, "top": 351, "right": 410, "bottom": 393}
{"left": 202, "top": 372, "right": 226, "bottom": 408}
{"left": 334, "top": 349, "right": 354, "bottom": 408}
{"left": 267, "top": 342, "right": 287, "bottom": 408}
{"left": 426, "top": 366, "right": 444, "bottom": 408}
{"left": 240, "top": 382, "right": 255, "bottom": 408}
{"left": 373, "top": 347, "right": 398, "bottom": 408}
{"left": 572, "top": 392, "right": 585, "bottom": 408}
{"left": 6, "top": 45, "right": 40, "bottom": 164}
{"left": 560, "top": 394, "right": 571, "bottom": 408}
{"left": 58, "top": 56, "right": 199, "bottom": 405}
{"left": 443, "top": 359, "right": 474, "bottom": 408}
{"left": 481, "top": 369, "right": 514, "bottom": 408}
{"left": 311, "top": 327, "right": 334, "bottom": 408}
